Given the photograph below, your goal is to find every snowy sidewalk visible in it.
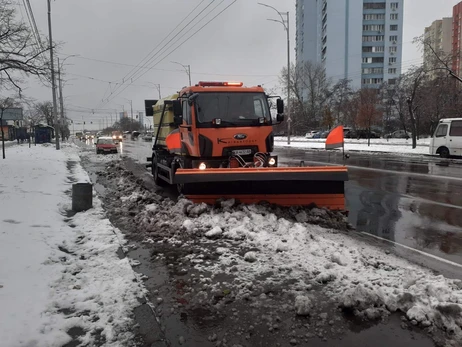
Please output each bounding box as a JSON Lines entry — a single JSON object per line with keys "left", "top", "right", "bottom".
{"left": 0, "top": 144, "right": 146, "bottom": 347}
{"left": 275, "top": 137, "right": 431, "bottom": 155}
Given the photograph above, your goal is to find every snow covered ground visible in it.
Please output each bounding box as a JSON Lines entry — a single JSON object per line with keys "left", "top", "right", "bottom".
{"left": 97, "top": 161, "right": 462, "bottom": 346}
{"left": 0, "top": 143, "right": 147, "bottom": 347}
{"left": 275, "top": 137, "right": 431, "bottom": 155}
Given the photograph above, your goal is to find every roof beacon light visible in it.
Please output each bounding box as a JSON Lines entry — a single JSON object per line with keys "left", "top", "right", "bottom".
{"left": 198, "top": 81, "right": 243, "bottom": 87}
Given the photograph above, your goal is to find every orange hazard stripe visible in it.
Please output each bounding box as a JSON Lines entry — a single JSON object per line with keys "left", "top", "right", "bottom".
{"left": 185, "top": 193, "right": 346, "bottom": 210}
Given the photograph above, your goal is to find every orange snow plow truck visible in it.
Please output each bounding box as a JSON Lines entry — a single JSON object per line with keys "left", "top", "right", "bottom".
{"left": 146, "top": 81, "right": 348, "bottom": 210}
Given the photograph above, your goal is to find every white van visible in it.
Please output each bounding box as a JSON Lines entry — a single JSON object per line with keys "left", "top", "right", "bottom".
{"left": 429, "top": 118, "right": 462, "bottom": 157}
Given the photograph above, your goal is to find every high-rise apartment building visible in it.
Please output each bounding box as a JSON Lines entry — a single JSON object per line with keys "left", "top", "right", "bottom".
{"left": 423, "top": 18, "right": 452, "bottom": 79}
{"left": 295, "top": 0, "right": 404, "bottom": 89}
{"left": 453, "top": 2, "right": 462, "bottom": 76}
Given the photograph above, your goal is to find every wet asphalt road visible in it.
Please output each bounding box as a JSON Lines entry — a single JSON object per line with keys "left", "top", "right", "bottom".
{"left": 117, "top": 138, "right": 462, "bottom": 278}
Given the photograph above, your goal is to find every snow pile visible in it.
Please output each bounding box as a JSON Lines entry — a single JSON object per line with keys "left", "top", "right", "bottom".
{"left": 0, "top": 144, "right": 147, "bottom": 347}
{"left": 100, "top": 161, "right": 462, "bottom": 345}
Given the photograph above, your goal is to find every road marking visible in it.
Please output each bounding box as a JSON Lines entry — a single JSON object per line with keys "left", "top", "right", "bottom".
{"left": 302, "top": 159, "right": 462, "bottom": 183}
{"left": 359, "top": 232, "right": 462, "bottom": 269}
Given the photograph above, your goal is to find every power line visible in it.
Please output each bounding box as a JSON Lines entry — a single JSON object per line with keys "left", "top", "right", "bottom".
{"left": 110, "top": 0, "right": 223, "bottom": 92}
{"left": 102, "top": 0, "right": 238, "bottom": 106}
{"left": 96, "top": 0, "right": 215, "bottom": 107}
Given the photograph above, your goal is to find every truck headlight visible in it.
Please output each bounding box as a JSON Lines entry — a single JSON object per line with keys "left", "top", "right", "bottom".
{"left": 268, "top": 157, "right": 276, "bottom": 166}
{"left": 199, "top": 163, "right": 206, "bottom": 170}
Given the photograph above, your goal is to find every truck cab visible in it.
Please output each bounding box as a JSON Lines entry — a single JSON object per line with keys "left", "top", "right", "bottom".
{"left": 174, "top": 81, "right": 283, "bottom": 168}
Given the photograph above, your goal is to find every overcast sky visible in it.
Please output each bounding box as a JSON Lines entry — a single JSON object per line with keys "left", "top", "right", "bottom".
{"left": 16, "top": 0, "right": 462, "bottom": 130}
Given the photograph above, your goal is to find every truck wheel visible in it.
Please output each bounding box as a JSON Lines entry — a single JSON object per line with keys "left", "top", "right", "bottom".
{"left": 152, "top": 154, "right": 167, "bottom": 186}
{"left": 439, "top": 147, "right": 450, "bottom": 158}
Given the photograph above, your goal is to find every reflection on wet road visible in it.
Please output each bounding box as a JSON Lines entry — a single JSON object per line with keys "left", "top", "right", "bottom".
{"left": 97, "top": 139, "right": 462, "bottom": 272}
{"left": 276, "top": 148, "right": 462, "bottom": 269}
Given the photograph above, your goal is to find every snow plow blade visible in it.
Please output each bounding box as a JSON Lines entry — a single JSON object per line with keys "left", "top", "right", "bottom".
{"left": 174, "top": 166, "right": 348, "bottom": 210}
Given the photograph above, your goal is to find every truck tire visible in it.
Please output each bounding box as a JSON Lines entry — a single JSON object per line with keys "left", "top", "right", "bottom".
{"left": 152, "top": 154, "right": 167, "bottom": 186}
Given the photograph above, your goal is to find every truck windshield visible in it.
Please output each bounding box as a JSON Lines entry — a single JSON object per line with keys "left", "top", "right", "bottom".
{"left": 195, "top": 92, "right": 271, "bottom": 126}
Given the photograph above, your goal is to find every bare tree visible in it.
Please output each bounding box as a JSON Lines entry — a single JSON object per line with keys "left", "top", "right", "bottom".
{"left": 35, "top": 101, "right": 54, "bottom": 126}
{"left": 0, "top": 96, "right": 18, "bottom": 158}
{"left": 280, "top": 61, "right": 332, "bottom": 133}
{"left": 0, "top": 0, "right": 50, "bottom": 93}
{"left": 403, "top": 67, "right": 426, "bottom": 148}
{"left": 330, "top": 79, "right": 354, "bottom": 125}
{"left": 356, "top": 88, "right": 382, "bottom": 146}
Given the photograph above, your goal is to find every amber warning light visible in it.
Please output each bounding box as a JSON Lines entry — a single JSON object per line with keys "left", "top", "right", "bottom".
{"left": 198, "top": 81, "right": 243, "bottom": 87}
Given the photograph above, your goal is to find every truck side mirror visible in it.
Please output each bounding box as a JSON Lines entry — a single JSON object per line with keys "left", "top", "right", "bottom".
{"left": 277, "top": 99, "right": 284, "bottom": 114}
{"left": 172, "top": 100, "right": 182, "bottom": 116}
{"left": 172, "top": 100, "right": 183, "bottom": 126}
{"left": 276, "top": 99, "right": 284, "bottom": 122}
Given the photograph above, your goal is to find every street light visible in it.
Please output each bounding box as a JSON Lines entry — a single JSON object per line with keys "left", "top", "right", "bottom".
{"left": 145, "top": 82, "right": 162, "bottom": 99}
{"left": 258, "top": 2, "right": 291, "bottom": 145}
{"left": 171, "top": 61, "right": 192, "bottom": 86}
{"left": 57, "top": 54, "right": 79, "bottom": 141}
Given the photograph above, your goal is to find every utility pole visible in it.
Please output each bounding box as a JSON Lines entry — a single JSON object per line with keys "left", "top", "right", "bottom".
{"left": 155, "top": 84, "right": 162, "bottom": 99}
{"left": 172, "top": 61, "right": 192, "bottom": 86}
{"left": 58, "top": 57, "right": 65, "bottom": 141}
{"left": 258, "top": 3, "right": 291, "bottom": 145}
{"left": 47, "top": 0, "right": 59, "bottom": 150}
{"left": 130, "top": 100, "right": 133, "bottom": 132}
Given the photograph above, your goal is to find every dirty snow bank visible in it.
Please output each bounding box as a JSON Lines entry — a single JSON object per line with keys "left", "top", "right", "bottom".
{"left": 0, "top": 144, "right": 147, "bottom": 347}
{"left": 100, "top": 162, "right": 462, "bottom": 346}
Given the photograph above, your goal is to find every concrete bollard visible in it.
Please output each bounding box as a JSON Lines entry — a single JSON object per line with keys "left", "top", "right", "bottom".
{"left": 72, "top": 183, "right": 93, "bottom": 212}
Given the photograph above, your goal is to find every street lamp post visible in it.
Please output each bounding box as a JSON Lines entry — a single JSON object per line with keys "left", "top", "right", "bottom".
{"left": 258, "top": 3, "right": 291, "bottom": 145}
{"left": 171, "top": 61, "right": 192, "bottom": 86}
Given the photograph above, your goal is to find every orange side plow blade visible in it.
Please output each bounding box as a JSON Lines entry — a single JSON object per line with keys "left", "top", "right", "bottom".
{"left": 174, "top": 166, "right": 348, "bottom": 210}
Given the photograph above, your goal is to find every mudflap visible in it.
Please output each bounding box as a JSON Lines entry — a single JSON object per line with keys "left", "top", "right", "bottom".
{"left": 174, "top": 166, "right": 349, "bottom": 210}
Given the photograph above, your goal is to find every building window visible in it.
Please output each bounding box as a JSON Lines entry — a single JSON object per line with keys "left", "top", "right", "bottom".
{"left": 363, "top": 68, "right": 384, "bottom": 74}
{"left": 373, "top": 46, "right": 384, "bottom": 52}
{"left": 363, "top": 47, "right": 373, "bottom": 53}
{"left": 372, "top": 57, "right": 384, "bottom": 63}
{"left": 362, "top": 35, "right": 384, "bottom": 42}
{"left": 390, "top": 2, "right": 399, "bottom": 10}
{"left": 388, "top": 79, "right": 397, "bottom": 85}
{"left": 390, "top": 25, "right": 398, "bottom": 31}
{"left": 362, "top": 57, "right": 372, "bottom": 63}
{"left": 390, "top": 13, "right": 398, "bottom": 20}
{"left": 389, "top": 57, "right": 397, "bottom": 63}
{"left": 389, "top": 35, "right": 398, "bottom": 42}
{"left": 364, "top": 2, "right": 386, "bottom": 10}
{"left": 363, "top": 24, "right": 385, "bottom": 31}
{"left": 363, "top": 14, "right": 385, "bottom": 20}
{"left": 388, "top": 68, "right": 397, "bottom": 74}
{"left": 362, "top": 78, "right": 384, "bottom": 84}
{"left": 389, "top": 46, "right": 397, "bottom": 53}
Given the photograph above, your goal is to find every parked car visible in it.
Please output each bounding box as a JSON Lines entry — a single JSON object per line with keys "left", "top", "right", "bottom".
{"left": 386, "top": 130, "right": 410, "bottom": 139}
{"left": 356, "top": 129, "right": 380, "bottom": 139}
{"left": 305, "top": 131, "right": 319, "bottom": 138}
{"left": 95, "top": 137, "right": 118, "bottom": 154}
{"left": 319, "top": 130, "right": 330, "bottom": 138}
